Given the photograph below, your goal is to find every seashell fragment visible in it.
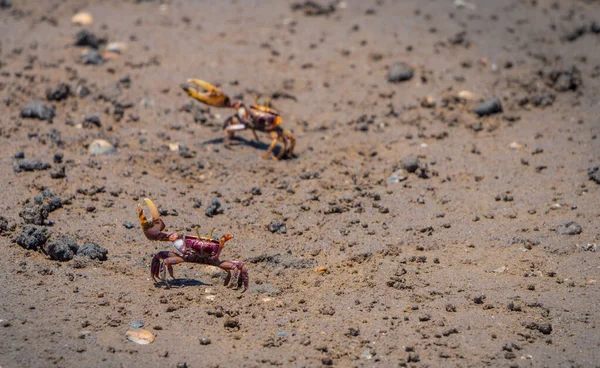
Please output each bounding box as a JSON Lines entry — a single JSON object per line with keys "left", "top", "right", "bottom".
{"left": 126, "top": 329, "right": 155, "bottom": 345}
{"left": 72, "top": 12, "right": 94, "bottom": 25}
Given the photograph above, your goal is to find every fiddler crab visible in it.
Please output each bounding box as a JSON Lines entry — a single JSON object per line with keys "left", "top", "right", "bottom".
{"left": 137, "top": 198, "right": 248, "bottom": 291}
{"left": 181, "top": 79, "right": 296, "bottom": 160}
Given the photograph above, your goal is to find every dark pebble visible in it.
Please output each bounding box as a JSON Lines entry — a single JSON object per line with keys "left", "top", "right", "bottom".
{"left": 44, "top": 236, "right": 79, "bottom": 262}
{"left": 53, "top": 152, "right": 63, "bottom": 164}
{"left": 78, "top": 242, "right": 108, "bottom": 261}
{"left": 588, "top": 166, "right": 600, "bottom": 184}
{"left": 547, "top": 67, "right": 581, "bottom": 92}
{"left": 123, "top": 221, "right": 135, "bottom": 229}
{"left": 81, "top": 49, "right": 104, "bottom": 65}
{"left": 205, "top": 198, "right": 223, "bottom": 217}
{"left": 470, "top": 122, "right": 483, "bottom": 132}
{"left": 268, "top": 221, "right": 287, "bottom": 234}
{"left": 591, "top": 21, "right": 600, "bottom": 34}
{"left": 401, "top": 156, "right": 420, "bottom": 173}
{"left": 321, "top": 357, "right": 333, "bottom": 366}
{"left": 16, "top": 226, "right": 49, "bottom": 251}
{"left": 0, "top": 0, "right": 12, "bottom": 9}
{"left": 46, "top": 83, "right": 70, "bottom": 101}
{"left": 387, "top": 62, "right": 414, "bottom": 83}
{"left": 473, "top": 97, "right": 503, "bottom": 116}
{"left": 20, "top": 101, "right": 56, "bottom": 121}
{"left": 14, "top": 158, "right": 51, "bottom": 173}
{"left": 223, "top": 318, "right": 239, "bottom": 329}
{"left": 13, "top": 151, "right": 25, "bottom": 159}
{"left": 83, "top": 114, "right": 102, "bottom": 128}
{"left": 77, "top": 85, "right": 91, "bottom": 98}
{"left": 561, "top": 25, "right": 587, "bottom": 42}
{"left": 34, "top": 189, "right": 63, "bottom": 213}
{"left": 290, "top": 1, "right": 336, "bottom": 16}
{"left": 525, "top": 321, "right": 552, "bottom": 335}
{"left": 74, "top": 30, "right": 103, "bottom": 49}
{"left": 19, "top": 204, "right": 48, "bottom": 225}
{"left": 556, "top": 221, "right": 582, "bottom": 235}
{"left": 50, "top": 166, "right": 66, "bottom": 179}
{"left": 251, "top": 186, "right": 262, "bottom": 195}
{"left": 199, "top": 338, "right": 211, "bottom": 345}
{"left": 0, "top": 216, "right": 16, "bottom": 235}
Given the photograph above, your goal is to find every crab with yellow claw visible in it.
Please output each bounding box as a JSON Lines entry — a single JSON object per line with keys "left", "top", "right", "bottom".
{"left": 137, "top": 198, "right": 248, "bottom": 291}
{"left": 182, "top": 79, "right": 296, "bottom": 160}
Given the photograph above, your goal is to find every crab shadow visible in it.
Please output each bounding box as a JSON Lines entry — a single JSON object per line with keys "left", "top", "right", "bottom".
{"left": 201, "top": 136, "right": 269, "bottom": 150}
{"left": 153, "top": 278, "right": 211, "bottom": 289}
{"left": 200, "top": 136, "right": 296, "bottom": 159}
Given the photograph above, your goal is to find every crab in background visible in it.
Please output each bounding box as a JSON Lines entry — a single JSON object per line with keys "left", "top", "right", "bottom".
{"left": 137, "top": 198, "right": 248, "bottom": 291}
{"left": 182, "top": 79, "right": 295, "bottom": 160}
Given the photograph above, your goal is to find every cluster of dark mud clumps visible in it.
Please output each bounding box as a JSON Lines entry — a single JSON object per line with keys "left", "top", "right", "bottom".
{"left": 0, "top": 188, "right": 108, "bottom": 265}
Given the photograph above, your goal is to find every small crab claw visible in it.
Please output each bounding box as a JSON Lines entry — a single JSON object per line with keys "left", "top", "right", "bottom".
{"left": 137, "top": 198, "right": 177, "bottom": 241}
{"left": 182, "top": 79, "right": 231, "bottom": 108}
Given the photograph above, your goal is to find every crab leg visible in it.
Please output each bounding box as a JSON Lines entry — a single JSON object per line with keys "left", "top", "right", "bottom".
{"left": 218, "top": 260, "right": 248, "bottom": 291}
{"left": 151, "top": 251, "right": 185, "bottom": 287}
{"left": 182, "top": 79, "right": 232, "bottom": 108}
{"left": 284, "top": 129, "right": 295, "bottom": 157}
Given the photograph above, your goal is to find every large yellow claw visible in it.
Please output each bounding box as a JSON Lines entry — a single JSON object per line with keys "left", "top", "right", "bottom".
{"left": 182, "top": 79, "right": 231, "bottom": 108}
{"left": 138, "top": 198, "right": 171, "bottom": 241}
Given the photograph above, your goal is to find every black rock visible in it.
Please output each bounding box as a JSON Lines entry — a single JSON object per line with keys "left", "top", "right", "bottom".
{"left": 123, "top": 221, "right": 135, "bottom": 229}
{"left": 14, "top": 158, "right": 51, "bottom": 173}
{"left": 77, "top": 85, "right": 91, "bottom": 98}
{"left": 591, "top": 21, "right": 600, "bottom": 34}
{"left": 556, "top": 221, "right": 582, "bottom": 235}
{"left": 251, "top": 187, "right": 262, "bottom": 195}
{"left": 45, "top": 236, "right": 79, "bottom": 262}
{"left": 525, "top": 321, "right": 552, "bottom": 335}
{"left": 81, "top": 50, "right": 104, "bottom": 65}
{"left": 387, "top": 62, "right": 414, "bottom": 83}
{"left": 13, "top": 151, "right": 25, "bottom": 159}
{"left": 0, "top": 216, "right": 16, "bottom": 235}
{"left": 268, "top": 221, "right": 287, "bottom": 234}
{"left": 53, "top": 152, "right": 63, "bottom": 164}
{"left": 588, "top": 166, "right": 600, "bottom": 184}
{"left": 561, "top": 25, "right": 587, "bottom": 42}
{"left": 46, "top": 83, "right": 70, "bottom": 101}
{"left": 205, "top": 198, "right": 223, "bottom": 217}
{"left": 290, "top": 1, "right": 336, "bottom": 16}
{"left": 20, "top": 101, "right": 56, "bottom": 121}
{"left": 473, "top": 97, "right": 503, "bottom": 116}
{"left": 19, "top": 204, "right": 49, "bottom": 225}
{"left": 78, "top": 242, "right": 108, "bottom": 261}
{"left": 50, "top": 166, "right": 66, "bottom": 179}
{"left": 74, "top": 30, "right": 103, "bottom": 49}
{"left": 0, "top": 0, "right": 12, "bottom": 9}
{"left": 547, "top": 67, "right": 581, "bottom": 92}
{"left": 34, "top": 189, "right": 63, "bottom": 213}
{"left": 401, "top": 156, "right": 420, "bottom": 173}
{"left": 83, "top": 114, "right": 102, "bottom": 128}
{"left": 16, "top": 226, "right": 50, "bottom": 250}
